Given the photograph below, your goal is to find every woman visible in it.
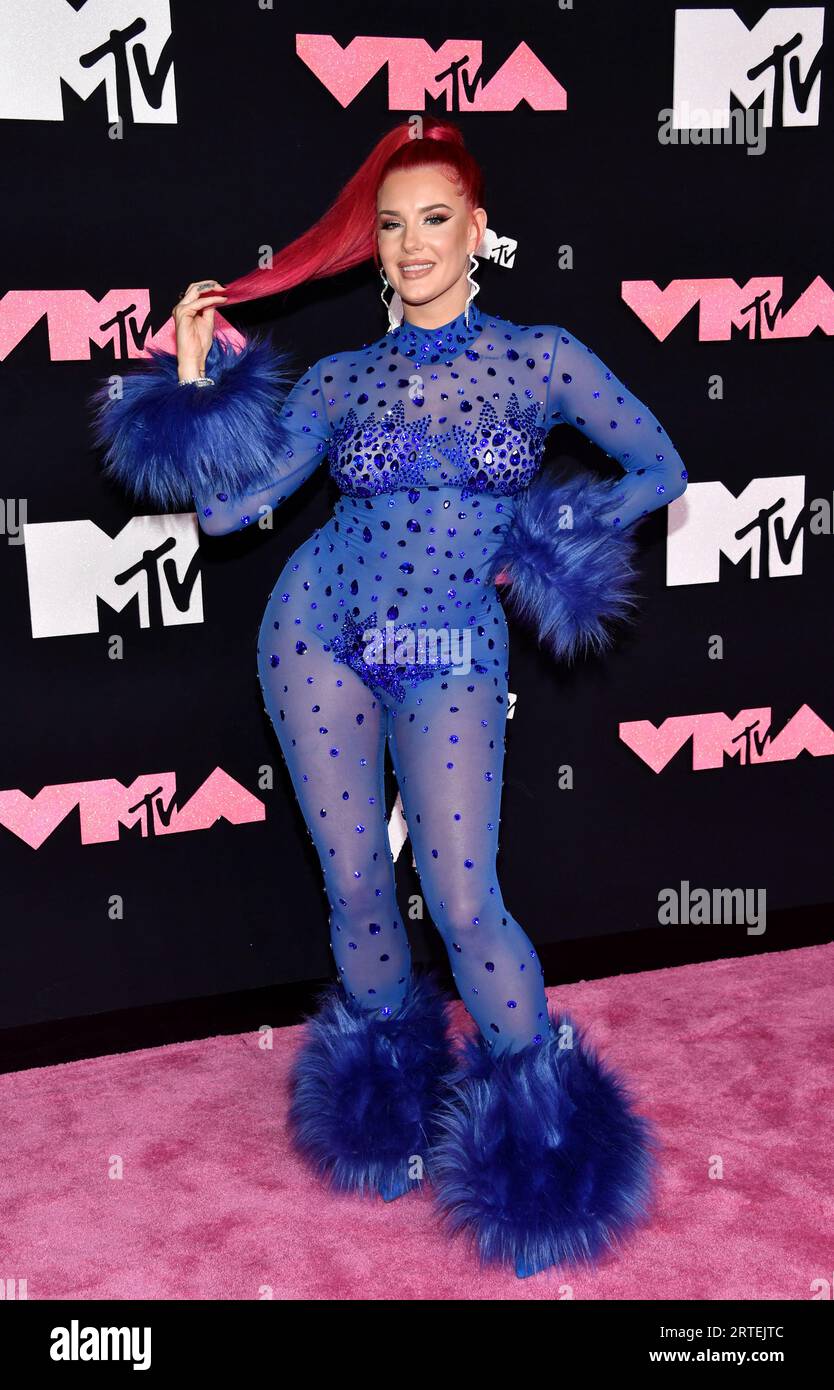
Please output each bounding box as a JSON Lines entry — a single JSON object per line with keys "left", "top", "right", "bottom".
{"left": 90, "top": 116, "right": 687, "bottom": 1279}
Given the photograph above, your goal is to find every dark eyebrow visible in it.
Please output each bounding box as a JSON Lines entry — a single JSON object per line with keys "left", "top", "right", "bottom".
{"left": 376, "top": 203, "right": 454, "bottom": 216}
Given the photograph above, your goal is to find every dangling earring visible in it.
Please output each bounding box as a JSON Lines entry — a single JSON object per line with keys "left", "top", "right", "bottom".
{"left": 380, "top": 267, "right": 404, "bottom": 332}
{"left": 464, "top": 252, "right": 480, "bottom": 327}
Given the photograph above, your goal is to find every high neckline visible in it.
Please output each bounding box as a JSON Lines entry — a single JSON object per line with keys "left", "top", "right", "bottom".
{"left": 390, "top": 303, "right": 484, "bottom": 360}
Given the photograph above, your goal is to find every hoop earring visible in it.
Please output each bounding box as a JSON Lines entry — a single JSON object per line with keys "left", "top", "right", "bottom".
{"left": 379, "top": 267, "right": 404, "bottom": 332}
{"left": 464, "top": 252, "right": 480, "bottom": 327}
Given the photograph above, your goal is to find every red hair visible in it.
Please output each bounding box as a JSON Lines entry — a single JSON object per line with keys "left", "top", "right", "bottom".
{"left": 222, "top": 116, "right": 485, "bottom": 307}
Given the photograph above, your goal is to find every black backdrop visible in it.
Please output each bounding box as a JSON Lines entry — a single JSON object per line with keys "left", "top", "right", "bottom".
{"left": 2, "top": 0, "right": 832, "bottom": 1050}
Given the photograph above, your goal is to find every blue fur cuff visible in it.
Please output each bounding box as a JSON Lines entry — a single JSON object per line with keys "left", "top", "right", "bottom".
{"left": 88, "top": 332, "right": 298, "bottom": 509}
{"left": 487, "top": 467, "right": 643, "bottom": 662}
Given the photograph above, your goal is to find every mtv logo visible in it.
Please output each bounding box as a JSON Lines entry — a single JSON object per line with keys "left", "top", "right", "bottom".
{"left": 24, "top": 513, "right": 203, "bottom": 638}
{"left": 478, "top": 228, "right": 518, "bottom": 269}
{"left": 672, "top": 7, "right": 824, "bottom": 129}
{"left": 0, "top": 1, "right": 176, "bottom": 124}
{"left": 666, "top": 477, "right": 805, "bottom": 586}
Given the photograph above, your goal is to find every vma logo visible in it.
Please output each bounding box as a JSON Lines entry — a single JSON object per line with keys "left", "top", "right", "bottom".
{"left": 0, "top": 292, "right": 237, "bottom": 363}
{"left": 0, "top": 769, "right": 265, "bottom": 849}
{"left": 24, "top": 515, "right": 203, "bottom": 638}
{"left": 667, "top": 477, "right": 805, "bottom": 586}
{"left": 1, "top": 290, "right": 154, "bottom": 362}
{"left": 296, "top": 35, "right": 566, "bottom": 111}
{"left": 621, "top": 704, "right": 834, "bottom": 772}
{"left": 0, "top": 1, "right": 176, "bottom": 125}
{"left": 622, "top": 275, "right": 833, "bottom": 342}
{"left": 673, "top": 7, "right": 824, "bottom": 130}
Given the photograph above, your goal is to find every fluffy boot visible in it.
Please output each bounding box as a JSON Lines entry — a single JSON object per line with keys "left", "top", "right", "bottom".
{"left": 428, "top": 1008, "right": 660, "bottom": 1277}
{"left": 286, "top": 969, "right": 457, "bottom": 1202}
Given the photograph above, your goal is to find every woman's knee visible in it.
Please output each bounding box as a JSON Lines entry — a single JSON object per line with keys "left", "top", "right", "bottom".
{"left": 325, "top": 860, "right": 397, "bottom": 924}
{"left": 422, "top": 881, "right": 504, "bottom": 938}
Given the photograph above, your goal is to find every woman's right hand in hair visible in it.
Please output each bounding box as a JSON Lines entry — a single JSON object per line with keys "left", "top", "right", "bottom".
{"left": 173, "top": 279, "right": 229, "bottom": 380}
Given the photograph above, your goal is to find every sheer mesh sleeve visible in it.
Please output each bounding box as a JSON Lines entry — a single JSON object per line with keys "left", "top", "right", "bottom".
{"left": 544, "top": 326, "right": 688, "bottom": 529}
{"left": 194, "top": 349, "right": 331, "bottom": 537}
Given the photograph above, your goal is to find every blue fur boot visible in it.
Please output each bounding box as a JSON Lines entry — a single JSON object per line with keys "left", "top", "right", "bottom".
{"left": 428, "top": 1008, "right": 661, "bottom": 1278}
{"left": 286, "top": 970, "right": 457, "bottom": 1202}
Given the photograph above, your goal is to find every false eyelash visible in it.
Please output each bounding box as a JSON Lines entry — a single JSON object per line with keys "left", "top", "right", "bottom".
{"left": 379, "top": 215, "right": 450, "bottom": 230}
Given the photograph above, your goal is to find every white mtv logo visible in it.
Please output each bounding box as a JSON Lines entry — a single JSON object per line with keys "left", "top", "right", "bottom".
{"left": 667, "top": 477, "right": 805, "bottom": 585}
{"left": 24, "top": 514, "right": 203, "bottom": 638}
{"left": 673, "top": 7, "right": 824, "bottom": 128}
{"left": 0, "top": 0, "right": 176, "bottom": 123}
{"left": 478, "top": 228, "right": 518, "bottom": 270}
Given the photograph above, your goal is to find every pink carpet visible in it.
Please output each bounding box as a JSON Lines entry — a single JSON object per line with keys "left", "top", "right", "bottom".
{"left": 2, "top": 943, "right": 832, "bottom": 1300}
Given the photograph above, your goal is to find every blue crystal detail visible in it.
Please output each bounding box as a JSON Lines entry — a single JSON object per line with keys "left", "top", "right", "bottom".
{"left": 326, "top": 609, "right": 454, "bottom": 704}
{"left": 328, "top": 394, "right": 547, "bottom": 501}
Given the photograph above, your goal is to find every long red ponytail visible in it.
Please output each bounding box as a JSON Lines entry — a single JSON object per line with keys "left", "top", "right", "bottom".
{"left": 221, "top": 116, "right": 485, "bottom": 307}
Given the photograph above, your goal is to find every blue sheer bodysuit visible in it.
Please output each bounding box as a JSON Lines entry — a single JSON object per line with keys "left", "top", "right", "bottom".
{"left": 191, "top": 304, "right": 687, "bottom": 1055}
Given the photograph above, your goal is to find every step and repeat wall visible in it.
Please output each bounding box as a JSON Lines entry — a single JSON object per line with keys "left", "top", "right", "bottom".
{"left": 1, "top": 0, "right": 830, "bottom": 1031}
